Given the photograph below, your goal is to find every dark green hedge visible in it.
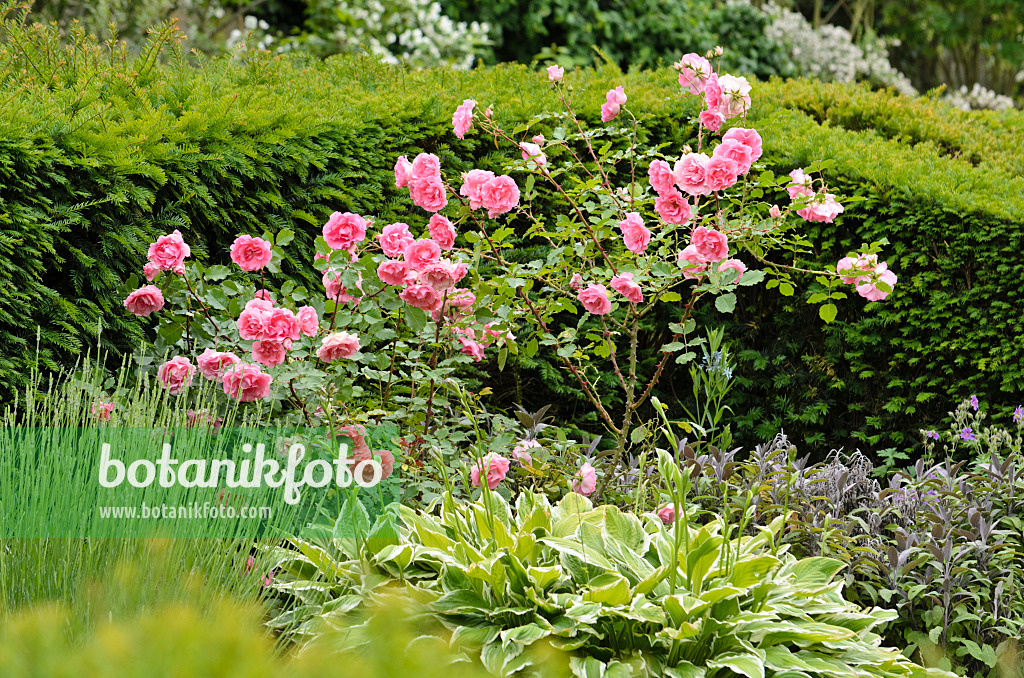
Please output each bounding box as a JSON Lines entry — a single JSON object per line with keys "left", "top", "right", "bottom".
{"left": 2, "top": 22, "right": 1021, "bottom": 457}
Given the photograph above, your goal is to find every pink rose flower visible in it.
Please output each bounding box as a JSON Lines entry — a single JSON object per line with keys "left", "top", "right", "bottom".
{"left": 601, "top": 101, "right": 621, "bottom": 122}
{"left": 337, "top": 424, "right": 371, "bottom": 457}
{"left": 459, "top": 169, "right": 495, "bottom": 210}
{"left": 856, "top": 263, "right": 897, "bottom": 301}
{"left": 797, "top": 193, "right": 844, "bottom": 223}
{"left": 158, "top": 356, "right": 195, "bottom": 396}
{"left": 323, "top": 212, "right": 367, "bottom": 251}
{"left": 657, "top": 504, "right": 676, "bottom": 525}
{"left": 577, "top": 284, "right": 612, "bottom": 315}
{"left": 722, "top": 127, "right": 763, "bottom": 162}
{"left": 769, "top": 204, "right": 782, "bottom": 219}
{"left": 400, "top": 284, "right": 442, "bottom": 311}
{"left": 678, "top": 244, "right": 708, "bottom": 279}
{"left": 715, "top": 74, "right": 752, "bottom": 118}
{"left": 222, "top": 363, "right": 273, "bottom": 402}
{"left": 316, "top": 332, "right": 360, "bottom": 362}
{"left": 570, "top": 273, "right": 584, "bottom": 290}
{"left": 377, "top": 259, "right": 410, "bottom": 286}
{"left": 610, "top": 272, "right": 643, "bottom": 304}
{"left": 432, "top": 287, "right": 476, "bottom": 322}
{"left": 253, "top": 290, "right": 275, "bottom": 304}
{"left": 674, "top": 153, "right": 711, "bottom": 196}
{"left": 452, "top": 98, "right": 476, "bottom": 139}
{"left": 648, "top": 159, "right": 675, "bottom": 196}
{"left": 520, "top": 141, "right": 547, "bottom": 172}
{"left": 230, "top": 235, "right": 273, "bottom": 271}
{"left": 787, "top": 169, "right": 814, "bottom": 199}
{"left": 411, "top": 153, "right": 441, "bottom": 183}
{"left": 91, "top": 401, "right": 114, "bottom": 421}
{"left": 394, "top": 156, "right": 413, "bottom": 188}
{"left": 410, "top": 176, "right": 448, "bottom": 213}
{"left": 377, "top": 222, "right": 415, "bottom": 258}
{"left": 296, "top": 306, "right": 319, "bottom": 337}
{"left": 511, "top": 439, "right": 539, "bottom": 466}
{"left": 718, "top": 258, "right": 747, "bottom": 283}
{"left": 655, "top": 188, "right": 693, "bottom": 225}
{"left": 124, "top": 285, "right": 165, "bottom": 316}
{"left": 428, "top": 214, "right": 457, "bottom": 250}
{"left": 702, "top": 72, "right": 722, "bottom": 110}
{"left": 197, "top": 348, "right": 241, "bottom": 382}
{"left": 480, "top": 175, "right": 520, "bottom": 218}
{"left": 458, "top": 336, "right": 486, "bottom": 362}
{"left": 713, "top": 138, "right": 753, "bottom": 176}
{"left": 376, "top": 449, "right": 397, "bottom": 481}
{"left": 469, "top": 452, "right": 510, "bottom": 489}
{"left": 147, "top": 230, "right": 190, "bottom": 271}
{"left": 677, "top": 53, "right": 712, "bottom": 94}
{"left": 237, "top": 307, "right": 267, "bottom": 340}
{"left": 600, "top": 86, "right": 626, "bottom": 122}
{"left": 699, "top": 109, "right": 724, "bottom": 132}
{"left": 323, "top": 268, "right": 361, "bottom": 304}
{"left": 619, "top": 212, "right": 651, "bottom": 254}
{"left": 263, "top": 308, "right": 301, "bottom": 342}
{"left": 143, "top": 262, "right": 159, "bottom": 281}
{"left": 704, "top": 155, "right": 739, "bottom": 192}
{"left": 404, "top": 238, "right": 442, "bottom": 270}
{"left": 547, "top": 64, "right": 564, "bottom": 82}
{"left": 692, "top": 226, "right": 729, "bottom": 262}
{"left": 572, "top": 462, "right": 597, "bottom": 496}
{"left": 419, "top": 259, "right": 463, "bottom": 292}
{"left": 252, "top": 340, "right": 288, "bottom": 367}
{"left": 836, "top": 254, "right": 878, "bottom": 284}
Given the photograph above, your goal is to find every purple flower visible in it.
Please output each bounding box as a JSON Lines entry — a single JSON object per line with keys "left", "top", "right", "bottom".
{"left": 960, "top": 427, "right": 975, "bottom": 442}
{"left": 924, "top": 430, "right": 940, "bottom": 441}
{"left": 970, "top": 395, "right": 979, "bottom": 412}
{"left": 1013, "top": 406, "right": 1023, "bottom": 424}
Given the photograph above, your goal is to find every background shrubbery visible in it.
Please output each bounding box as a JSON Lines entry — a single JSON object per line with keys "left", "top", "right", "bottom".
{"left": 1, "top": 14, "right": 1022, "bottom": 457}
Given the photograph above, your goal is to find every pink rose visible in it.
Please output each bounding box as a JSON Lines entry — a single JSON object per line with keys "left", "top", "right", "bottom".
{"left": 715, "top": 74, "right": 752, "bottom": 119}
{"left": 323, "top": 212, "right": 367, "bottom": 251}
{"left": 648, "top": 160, "right": 675, "bottom": 196}
{"left": 452, "top": 98, "right": 476, "bottom": 139}
{"left": 377, "top": 259, "right": 410, "bottom": 286}
{"left": 856, "top": 263, "right": 897, "bottom": 301}
{"left": 230, "top": 235, "right": 273, "bottom": 271}
{"left": 411, "top": 153, "right": 441, "bottom": 183}
{"left": 147, "top": 230, "right": 190, "bottom": 271}
{"left": 511, "top": 439, "right": 539, "bottom": 466}
{"left": 655, "top": 188, "right": 693, "bottom": 225}
{"left": 520, "top": 141, "right": 547, "bottom": 171}
{"left": 704, "top": 155, "right": 738, "bottom": 192}
{"left": 337, "top": 424, "right": 371, "bottom": 457}
{"left": 699, "top": 109, "right": 724, "bottom": 132}
{"left": 316, "top": 332, "right": 360, "bottom": 362}
{"left": 143, "top": 262, "right": 159, "bottom": 281}
{"left": 459, "top": 169, "right": 495, "bottom": 210}
{"left": 577, "top": 284, "right": 612, "bottom": 315}
{"left": 158, "top": 356, "right": 195, "bottom": 396}
{"left": 432, "top": 288, "right": 476, "bottom": 322}
{"left": 253, "top": 290, "right": 274, "bottom": 304}
{"left": 377, "top": 222, "right": 415, "bottom": 258}
{"left": 601, "top": 86, "right": 626, "bottom": 122}
{"left": 91, "top": 401, "right": 114, "bottom": 421}
{"left": 428, "top": 214, "right": 457, "bottom": 250}
{"left": 722, "top": 127, "right": 763, "bottom": 162}
{"left": 570, "top": 273, "right": 584, "bottom": 290}
{"left": 657, "top": 504, "right": 676, "bottom": 525}
{"left": 237, "top": 307, "right": 267, "bottom": 340}
{"left": 692, "top": 226, "right": 729, "bottom": 262}
{"left": 677, "top": 53, "right": 712, "bottom": 94}
{"left": 547, "top": 65, "right": 564, "bottom": 82}
{"left": 572, "top": 462, "right": 597, "bottom": 495}
{"left": 263, "top": 308, "right": 301, "bottom": 342}
{"left": 404, "top": 238, "right": 442, "bottom": 270}
{"left": 678, "top": 244, "right": 708, "bottom": 279}
{"left": 394, "top": 156, "right": 413, "bottom": 188}
{"left": 702, "top": 72, "right": 722, "bottom": 110}
{"left": 610, "top": 272, "right": 643, "bottom": 304}
{"left": 619, "top": 212, "right": 651, "bottom": 254}
{"left": 797, "top": 194, "right": 844, "bottom": 223}
{"left": 419, "top": 260, "right": 462, "bottom": 292}
{"left": 124, "top": 285, "right": 165, "bottom": 316}
{"left": 469, "top": 452, "right": 510, "bottom": 489}
{"left": 222, "top": 363, "right": 272, "bottom": 402}
{"left": 410, "top": 176, "right": 448, "bottom": 213}
{"left": 246, "top": 298, "right": 273, "bottom": 312}
{"left": 769, "top": 204, "right": 782, "bottom": 219}
{"left": 601, "top": 101, "right": 621, "bottom": 122}
{"left": 252, "top": 340, "right": 288, "bottom": 367}
{"left": 323, "top": 268, "right": 361, "bottom": 304}
{"left": 713, "top": 138, "right": 753, "bottom": 176}
{"left": 297, "top": 306, "right": 319, "bottom": 337}
{"left": 718, "top": 258, "right": 747, "bottom": 283}
{"left": 480, "top": 175, "right": 520, "bottom": 218}
{"left": 674, "top": 153, "right": 711, "bottom": 196}
{"left": 400, "top": 284, "right": 442, "bottom": 311}
{"left": 836, "top": 254, "right": 878, "bottom": 284}
{"left": 458, "top": 336, "right": 485, "bottom": 362}
{"left": 376, "top": 449, "right": 396, "bottom": 481}
{"left": 787, "top": 169, "right": 814, "bottom": 199}
{"left": 197, "top": 348, "right": 241, "bottom": 382}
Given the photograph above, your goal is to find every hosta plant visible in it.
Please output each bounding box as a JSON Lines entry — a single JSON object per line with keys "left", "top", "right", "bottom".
{"left": 264, "top": 453, "right": 951, "bottom": 678}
